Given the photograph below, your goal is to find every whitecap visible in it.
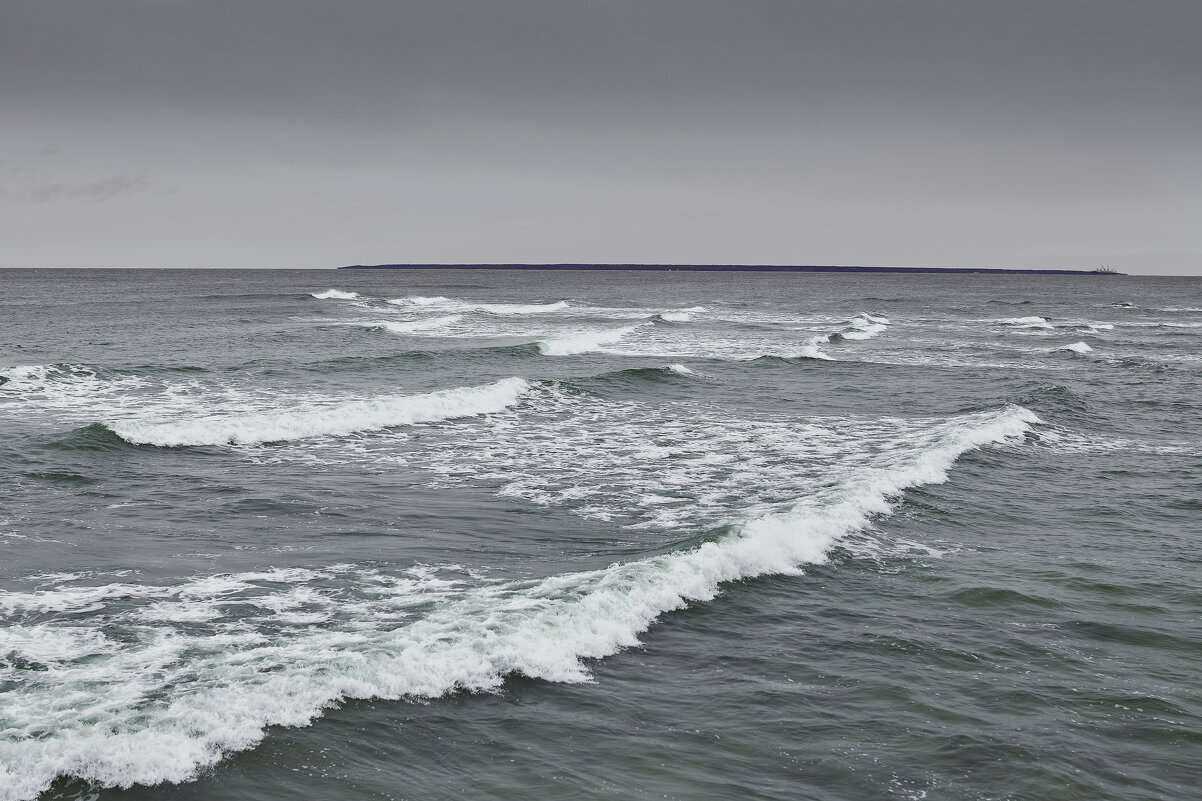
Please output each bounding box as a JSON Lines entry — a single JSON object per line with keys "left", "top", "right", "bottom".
{"left": 387, "top": 296, "right": 570, "bottom": 315}
{"left": 792, "top": 343, "right": 836, "bottom": 360}
{"left": 840, "top": 312, "right": 890, "bottom": 341}
{"left": 535, "top": 325, "right": 644, "bottom": 356}
{"left": 1057, "top": 342, "right": 1094, "bottom": 354}
{"left": 998, "top": 316, "right": 1053, "bottom": 329}
{"left": 311, "top": 289, "right": 359, "bottom": 300}
{"left": 107, "top": 378, "right": 530, "bottom": 447}
{"left": 358, "top": 315, "right": 464, "bottom": 334}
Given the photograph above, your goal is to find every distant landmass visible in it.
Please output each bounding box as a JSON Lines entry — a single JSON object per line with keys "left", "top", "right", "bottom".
{"left": 339, "top": 263, "right": 1122, "bottom": 275}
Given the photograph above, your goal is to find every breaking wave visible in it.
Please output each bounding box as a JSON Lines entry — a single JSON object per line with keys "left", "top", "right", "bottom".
{"left": 311, "top": 289, "right": 359, "bottom": 300}
{"left": 535, "top": 325, "right": 645, "bottom": 356}
{"left": 838, "top": 313, "right": 890, "bottom": 341}
{"left": 357, "top": 315, "right": 464, "bottom": 334}
{"left": 998, "top": 316, "right": 1054, "bottom": 330}
{"left": 791, "top": 341, "right": 835, "bottom": 360}
{"left": 654, "top": 307, "right": 706, "bottom": 323}
{"left": 106, "top": 378, "right": 530, "bottom": 447}
{"left": 0, "top": 364, "right": 160, "bottom": 420}
{"left": 995, "top": 317, "right": 1113, "bottom": 336}
{"left": 388, "top": 296, "right": 571, "bottom": 315}
{"left": 1057, "top": 342, "right": 1094, "bottom": 354}
{"left": 0, "top": 404, "right": 1038, "bottom": 801}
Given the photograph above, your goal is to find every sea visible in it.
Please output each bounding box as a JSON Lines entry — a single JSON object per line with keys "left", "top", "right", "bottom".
{"left": 1, "top": 268, "right": 1199, "bottom": 801}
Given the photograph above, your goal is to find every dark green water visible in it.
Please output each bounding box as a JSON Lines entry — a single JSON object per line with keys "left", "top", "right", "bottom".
{"left": 1, "top": 269, "right": 1199, "bottom": 801}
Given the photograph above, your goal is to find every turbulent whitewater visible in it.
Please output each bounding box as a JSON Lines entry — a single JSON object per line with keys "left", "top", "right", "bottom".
{"left": 107, "top": 378, "right": 529, "bottom": 447}
{"left": 0, "top": 405, "right": 1035, "bottom": 800}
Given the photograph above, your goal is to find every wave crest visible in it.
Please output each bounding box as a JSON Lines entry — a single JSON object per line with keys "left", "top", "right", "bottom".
{"left": 536, "top": 325, "right": 644, "bottom": 356}
{"left": 357, "top": 315, "right": 463, "bottom": 333}
{"left": 388, "top": 296, "right": 571, "bottom": 315}
{"left": 1057, "top": 342, "right": 1094, "bottom": 354}
{"left": 107, "top": 378, "right": 530, "bottom": 446}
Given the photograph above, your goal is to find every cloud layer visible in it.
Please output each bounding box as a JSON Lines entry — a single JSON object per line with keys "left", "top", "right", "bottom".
{"left": 2, "top": 1, "right": 1200, "bottom": 273}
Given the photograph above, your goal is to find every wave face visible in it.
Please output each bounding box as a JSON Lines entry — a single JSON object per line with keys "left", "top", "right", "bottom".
{"left": 0, "top": 404, "right": 1036, "bottom": 800}
{"left": 107, "top": 378, "right": 529, "bottom": 446}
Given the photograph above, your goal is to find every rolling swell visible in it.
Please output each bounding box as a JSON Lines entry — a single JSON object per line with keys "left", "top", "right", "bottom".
{"left": 0, "top": 404, "right": 1037, "bottom": 801}
{"left": 1015, "top": 383, "right": 1089, "bottom": 415}
{"left": 596, "top": 364, "right": 697, "bottom": 383}
{"left": 44, "top": 422, "right": 137, "bottom": 452}
{"left": 568, "top": 364, "right": 699, "bottom": 393}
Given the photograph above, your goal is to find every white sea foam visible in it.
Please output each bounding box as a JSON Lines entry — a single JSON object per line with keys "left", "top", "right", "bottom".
{"left": 0, "top": 364, "right": 145, "bottom": 398}
{"left": 107, "top": 378, "right": 529, "bottom": 447}
{"left": 792, "top": 341, "right": 836, "bottom": 360}
{"left": 411, "top": 387, "right": 1032, "bottom": 535}
{"left": 666, "top": 363, "right": 694, "bottom": 375}
{"left": 0, "top": 364, "right": 161, "bottom": 422}
{"left": 399, "top": 295, "right": 451, "bottom": 306}
{"left": 840, "top": 312, "right": 890, "bottom": 341}
{"left": 536, "top": 325, "right": 645, "bottom": 356}
{"left": 325, "top": 303, "right": 853, "bottom": 363}
{"left": 311, "top": 289, "right": 359, "bottom": 300}
{"left": 998, "top": 316, "right": 1054, "bottom": 330}
{"left": 0, "top": 365, "right": 51, "bottom": 391}
{"left": 1058, "top": 342, "right": 1094, "bottom": 354}
{"left": 359, "top": 315, "right": 464, "bottom": 333}
{"left": 388, "top": 296, "right": 571, "bottom": 315}
{"left": 474, "top": 301, "right": 570, "bottom": 315}
{"left": 577, "top": 324, "right": 838, "bottom": 361}
{"left": 0, "top": 404, "right": 1037, "bottom": 801}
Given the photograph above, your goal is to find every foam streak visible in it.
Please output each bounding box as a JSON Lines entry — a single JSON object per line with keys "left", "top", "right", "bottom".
{"left": 108, "top": 378, "right": 529, "bottom": 446}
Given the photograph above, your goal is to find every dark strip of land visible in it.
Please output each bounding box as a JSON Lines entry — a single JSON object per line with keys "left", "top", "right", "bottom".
{"left": 340, "top": 263, "right": 1120, "bottom": 275}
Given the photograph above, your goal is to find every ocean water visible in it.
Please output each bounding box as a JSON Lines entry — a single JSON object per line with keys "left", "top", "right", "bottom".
{"left": 1, "top": 268, "right": 1199, "bottom": 801}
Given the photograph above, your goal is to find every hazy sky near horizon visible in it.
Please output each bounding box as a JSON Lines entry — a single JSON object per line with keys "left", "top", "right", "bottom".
{"left": 2, "top": 1, "right": 1200, "bottom": 274}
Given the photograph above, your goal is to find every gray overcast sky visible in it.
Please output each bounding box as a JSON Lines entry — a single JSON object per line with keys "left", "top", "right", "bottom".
{"left": 2, "top": 1, "right": 1199, "bottom": 273}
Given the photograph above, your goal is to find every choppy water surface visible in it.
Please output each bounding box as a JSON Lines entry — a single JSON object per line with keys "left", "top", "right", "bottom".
{"left": 1, "top": 269, "right": 1199, "bottom": 801}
